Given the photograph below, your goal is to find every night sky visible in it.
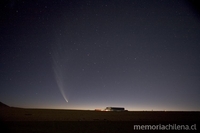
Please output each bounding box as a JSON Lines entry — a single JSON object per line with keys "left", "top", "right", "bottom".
{"left": 1, "top": 0, "right": 200, "bottom": 111}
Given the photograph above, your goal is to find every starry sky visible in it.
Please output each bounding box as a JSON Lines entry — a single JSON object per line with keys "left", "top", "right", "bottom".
{"left": 0, "top": 0, "right": 200, "bottom": 111}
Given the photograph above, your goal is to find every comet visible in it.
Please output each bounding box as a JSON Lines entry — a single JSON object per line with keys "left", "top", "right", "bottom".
{"left": 51, "top": 43, "right": 69, "bottom": 103}
{"left": 53, "top": 65, "right": 69, "bottom": 103}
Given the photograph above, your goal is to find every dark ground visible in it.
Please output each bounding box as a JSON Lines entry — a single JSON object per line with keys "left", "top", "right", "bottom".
{"left": 0, "top": 105, "right": 199, "bottom": 133}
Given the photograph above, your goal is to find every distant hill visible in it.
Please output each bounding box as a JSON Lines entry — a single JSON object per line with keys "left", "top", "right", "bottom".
{"left": 0, "top": 102, "right": 9, "bottom": 108}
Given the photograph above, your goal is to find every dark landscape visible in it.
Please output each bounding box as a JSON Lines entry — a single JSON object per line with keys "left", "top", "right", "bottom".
{"left": 0, "top": 102, "right": 199, "bottom": 133}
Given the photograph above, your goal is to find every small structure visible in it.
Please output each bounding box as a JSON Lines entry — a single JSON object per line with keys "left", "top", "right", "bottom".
{"left": 104, "top": 107, "right": 125, "bottom": 111}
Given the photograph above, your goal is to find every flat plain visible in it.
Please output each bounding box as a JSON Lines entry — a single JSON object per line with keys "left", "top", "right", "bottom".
{"left": 1, "top": 106, "right": 199, "bottom": 133}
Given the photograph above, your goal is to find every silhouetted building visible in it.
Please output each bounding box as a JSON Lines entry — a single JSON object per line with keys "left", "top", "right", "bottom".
{"left": 104, "top": 107, "right": 125, "bottom": 111}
